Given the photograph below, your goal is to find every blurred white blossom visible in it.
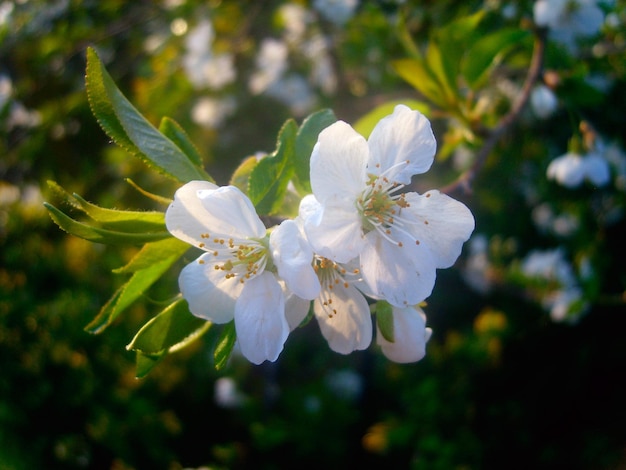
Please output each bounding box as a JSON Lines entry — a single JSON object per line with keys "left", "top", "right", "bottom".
{"left": 249, "top": 38, "right": 289, "bottom": 95}
{"left": 313, "top": 0, "right": 359, "bottom": 25}
{"left": 266, "top": 74, "right": 317, "bottom": 116}
{"left": 462, "top": 234, "right": 493, "bottom": 294}
{"left": 214, "top": 377, "right": 246, "bottom": 408}
{"left": 547, "top": 151, "right": 610, "bottom": 188}
{"left": 534, "top": 0, "right": 605, "bottom": 52}
{"left": 532, "top": 203, "right": 580, "bottom": 237}
{"left": 182, "top": 19, "right": 236, "bottom": 90}
{"left": 520, "top": 248, "right": 588, "bottom": 323}
{"left": 325, "top": 369, "right": 363, "bottom": 401}
{"left": 191, "top": 96, "right": 236, "bottom": 129}
{"left": 278, "top": 3, "right": 312, "bottom": 44}
{"left": 530, "top": 84, "right": 558, "bottom": 119}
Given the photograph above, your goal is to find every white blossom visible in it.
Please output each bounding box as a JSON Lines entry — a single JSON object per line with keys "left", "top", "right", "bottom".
{"left": 165, "top": 182, "right": 319, "bottom": 364}
{"left": 300, "top": 105, "right": 475, "bottom": 307}
{"left": 547, "top": 151, "right": 610, "bottom": 188}
{"left": 182, "top": 19, "right": 236, "bottom": 90}
{"left": 520, "top": 248, "right": 588, "bottom": 323}
{"left": 249, "top": 38, "right": 289, "bottom": 95}
{"left": 191, "top": 96, "right": 236, "bottom": 129}
{"left": 534, "top": 0, "right": 605, "bottom": 52}
{"left": 530, "top": 84, "right": 558, "bottom": 119}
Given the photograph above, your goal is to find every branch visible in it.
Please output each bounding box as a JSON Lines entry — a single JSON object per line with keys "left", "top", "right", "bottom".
{"left": 440, "top": 30, "right": 547, "bottom": 195}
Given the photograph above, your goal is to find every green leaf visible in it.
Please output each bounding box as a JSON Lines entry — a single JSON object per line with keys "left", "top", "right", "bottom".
{"left": 44, "top": 202, "right": 170, "bottom": 245}
{"left": 392, "top": 58, "right": 448, "bottom": 109}
{"left": 86, "top": 47, "right": 210, "bottom": 183}
{"left": 435, "top": 10, "right": 486, "bottom": 67}
{"left": 229, "top": 156, "right": 258, "bottom": 193}
{"left": 214, "top": 321, "right": 236, "bottom": 370}
{"left": 47, "top": 180, "right": 165, "bottom": 231}
{"left": 353, "top": 100, "right": 431, "bottom": 138}
{"left": 376, "top": 301, "right": 395, "bottom": 343}
{"left": 134, "top": 351, "right": 165, "bottom": 379}
{"left": 159, "top": 117, "right": 207, "bottom": 172}
{"left": 461, "top": 28, "right": 530, "bottom": 90}
{"left": 248, "top": 119, "right": 298, "bottom": 215}
{"left": 424, "top": 42, "right": 458, "bottom": 107}
{"left": 127, "top": 298, "right": 211, "bottom": 355}
{"left": 85, "top": 254, "right": 179, "bottom": 334}
{"left": 113, "top": 237, "right": 189, "bottom": 274}
{"left": 292, "top": 109, "right": 337, "bottom": 195}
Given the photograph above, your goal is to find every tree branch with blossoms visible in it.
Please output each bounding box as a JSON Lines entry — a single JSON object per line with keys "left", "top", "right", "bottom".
{"left": 42, "top": 1, "right": 625, "bottom": 376}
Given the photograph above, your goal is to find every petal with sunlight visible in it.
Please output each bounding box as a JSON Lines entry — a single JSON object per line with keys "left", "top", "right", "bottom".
{"left": 304, "top": 195, "right": 364, "bottom": 263}
{"left": 377, "top": 305, "right": 432, "bottom": 363}
{"left": 360, "top": 230, "right": 437, "bottom": 307}
{"left": 367, "top": 105, "right": 436, "bottom": 184}
{"left": 314, "top": 283, "right": 372, "bottom": 354}
{"left": 197, "top": 185, "right": 266, "bottom": 238}
{"left": 178, "top": 253, "right": 241, "bottom": 323}
{"left": 165, "top": 180, "right": 219, "bottom": 246}
{"left": 270, "top": 220, "right": 320, "bottom": 300}
{"left": 310, "top": 120, "right": 368, "bottom": 203}
{"left": 234, "top": 272, "right": 288, "bottom": 364}
{"left": 403, "top": 190, "right": 475, "bottom": 269}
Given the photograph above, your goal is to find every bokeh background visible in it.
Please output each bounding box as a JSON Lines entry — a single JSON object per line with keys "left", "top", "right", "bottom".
{"left": 2, "top": 1, "right": 626, "bottom": 468}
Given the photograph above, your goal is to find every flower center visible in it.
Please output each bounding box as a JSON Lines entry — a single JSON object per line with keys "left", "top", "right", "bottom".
{"left": 356, "top": 165, "right": 419, "bottom": 248}
{"left": 197, "top": 233, "right": 269, "bottom": 283}
{"left": 314, "top": 257, "right": 361, "bottom": 318}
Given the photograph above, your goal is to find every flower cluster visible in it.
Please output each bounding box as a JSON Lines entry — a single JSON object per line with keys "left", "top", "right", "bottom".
{"left": 166, "top": 105, "right": 475, "bottom": 364}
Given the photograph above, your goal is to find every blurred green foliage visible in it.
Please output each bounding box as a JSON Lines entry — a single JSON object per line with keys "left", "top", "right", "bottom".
{"left": 2, "top": 0, "right": 626, "bottom": 469}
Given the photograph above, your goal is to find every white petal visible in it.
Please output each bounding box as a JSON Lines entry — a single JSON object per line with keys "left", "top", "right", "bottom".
{"left": 298, "top": 194, "right": 322, "bottom": 222}
{"left": 270, "top": 220, "right": 320, "bottom": 300}
{"left": 314, "top": 283, "right": 372, "bottom": 354}
{"left": 197, "top": 185, "right": 266, "bottom": 238}
{"left": 377, "top": 305, "right": 431, "bottom": 363}
{"left": 304, "top": 195, "right": 365, "bottom": 263}
{"left": 402, "top": 190, "right": 475, "bottom": 268}
{"left": 367, "top": 105, "right": 436, "bottom": 185}
{"left": 178, "top": 253, "right": 241, "bottom": 323}
{"left": 360, "top": 231, "right": 436, "bottom": 307}
{"left": 234, "top": 272, "right": 288, "bottom": 364}
{"left": 284, "top": 291, "right": 311, "bottom": 331}
{"left": 310, "top": 120, "right": 368, "bottom": 203}
{"left": 165, "top": 180, "right": 219, "bottom": 246}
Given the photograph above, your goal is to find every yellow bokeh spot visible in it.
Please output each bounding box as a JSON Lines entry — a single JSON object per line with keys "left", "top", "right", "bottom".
{"left": 473, "top": 308, "right": 507, "bottom": 334}
{"left": 362, "top": 422, "right": 389, "bottom": 454}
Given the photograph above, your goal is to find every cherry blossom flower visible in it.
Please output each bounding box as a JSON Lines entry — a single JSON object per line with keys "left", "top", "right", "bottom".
{"left": 165, "top": 181, "right": 319, "bottom": 364}
{"left": 534, "top": 0, "right": 604, "bottom": 52}
{"left": 293, "top": 195, "right": 372, "bottom": 354}
{"left": 376, "top": 305, "right": 432, "bottom": 363}
{"left": 301, "top": 104, "right": 475, "bottom": 308}
{"left": 547, "top": 151, "right": 610, "bottom": 188}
